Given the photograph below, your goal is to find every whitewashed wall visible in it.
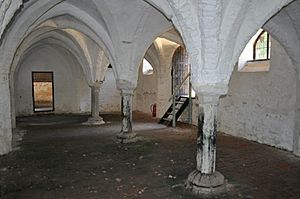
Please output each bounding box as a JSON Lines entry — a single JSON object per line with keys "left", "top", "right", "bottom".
{"left": 15, "top": 45, "right": 90, "bottom": 116}
{"left": 166, "top": 38, "right": 297, "bottom": 151}
{"left": 15, "top": 46, "right": 121, "bottom": 116}
{"left": 218, "top": 38, "right": 297, "bottom": 151}
{"left": 134, "top": 65, "right": 158, "bottom": 115}
{"left": 100, "top": 68, "right": 121, "bottom": 112}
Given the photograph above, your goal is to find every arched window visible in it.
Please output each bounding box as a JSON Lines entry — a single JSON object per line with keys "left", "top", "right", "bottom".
{"left": 142, "top": 58, "right": 154, "bottom": 75}
{"left": 253, "top": 31, "right": 271, "bottom": 60}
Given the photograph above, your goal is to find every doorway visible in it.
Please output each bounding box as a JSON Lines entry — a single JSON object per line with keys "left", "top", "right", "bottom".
{"left": 172, "top": 46, "right": 189, "bottom": 96}
{"left": 32, "top": 72, "right": 54, "bottom": 112}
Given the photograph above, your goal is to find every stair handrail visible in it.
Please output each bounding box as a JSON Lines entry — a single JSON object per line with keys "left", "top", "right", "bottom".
{"left": 168, "top": 72, "right": 190, "bottom": 102}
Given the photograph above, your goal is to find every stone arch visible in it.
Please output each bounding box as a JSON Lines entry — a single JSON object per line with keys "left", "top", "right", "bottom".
{"left": 115, "top": 23, "right": 173, "bottom": 90}
{"left": 264, "top": 3, "right": 300, "bottom": 68}
{"left": 221, "top": 1, "right": 300, "bottom": 157}
{"left": 135, "top": 27, "right": 183, "bottom": 86}
{"left": 223, "top": 0, "right": 297, "bottom": 84}
{"left": 14, "top": 43, "right": 88, "bottom": 116}
{"left": 10, "top": 28, "right": 91, "bottom": 84}
{"left": 33, "top": 5, "right": 116, "bottom": 67}
{"left": 0, "top": 1, "right": 115, "bottom": 130}
{"left": 0, "top": 0, "right": 115, "bottom": 75}
{"left": 9, "top": 28, "right": 93, "bottom": 127}
{"left": 143, "top": 0, "right": 296, "bottom": 89}
{"left": 143, "top": 0, "right": 174, "bottom": 19}
{"left": 144, "top": 44, "right": 160, "bottom": 75}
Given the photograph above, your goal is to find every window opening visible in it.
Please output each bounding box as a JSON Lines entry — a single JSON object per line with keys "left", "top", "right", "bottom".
{"left": 253, "top": 31, "right": 271, "bottom": 60}
{"left": 142, "top": 58, "right": 154, "bottom": 75}
{"left": 32, "top": 72, "right": 54, "bottom": 112}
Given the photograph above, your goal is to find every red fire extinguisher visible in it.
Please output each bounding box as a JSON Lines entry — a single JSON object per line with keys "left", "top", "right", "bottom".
{"left": 150, "top": 103, "right": 156, "bottom": 117}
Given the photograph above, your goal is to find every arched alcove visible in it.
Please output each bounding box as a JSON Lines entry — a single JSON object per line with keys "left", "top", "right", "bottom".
{"left": 15, "top": 44, "right": 90, "bottom": 116}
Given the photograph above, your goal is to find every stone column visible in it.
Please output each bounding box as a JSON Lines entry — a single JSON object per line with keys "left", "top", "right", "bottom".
{"left": 186, "top": 93, "right": 226, "bottom": 194}
{"left": 83, "top": 82, "right": 105, "bottom": 125}
{"left": 0, "top": 72, "right": 12, "bottom": 155}
{"left": 117, "top": 89, "right": 136, "bottom": 142}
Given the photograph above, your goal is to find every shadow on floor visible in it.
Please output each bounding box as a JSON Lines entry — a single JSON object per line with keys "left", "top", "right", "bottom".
{"left": 1, "top": 112, "right": 300, "bottom": 198}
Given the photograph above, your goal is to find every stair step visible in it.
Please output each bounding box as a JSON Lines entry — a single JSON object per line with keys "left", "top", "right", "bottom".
{"left": 159, "top": 96, "right": 190, "bottom": 125}
{"left": 179, "top": 95, "right": 189, "bottom": 98}
{"left": 162, "top": 118, "right": 172, "bottom": 121}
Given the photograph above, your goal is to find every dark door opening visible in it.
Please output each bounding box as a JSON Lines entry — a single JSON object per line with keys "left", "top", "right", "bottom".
{"left": 172, "top": 46, "right": 191, "bottom": 96}
{"left": 32, "top": 72, "right": 54, "bottom": 112}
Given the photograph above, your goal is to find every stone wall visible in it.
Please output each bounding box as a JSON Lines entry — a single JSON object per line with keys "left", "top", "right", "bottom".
{"left": 218, "top": 38, "right": 297, "bottom": 151}
{"left": 15, "top": 46, "right": 122, "bottom": 116}
{"left": 151, "top": 37, "right": 297, "bottom": 152}
{"left": 134, "top": 64, "right": 158, "bottom": 115}
{"left": 100, "top": 68, "right": 121, "bottom": 112}
{"left": 15, "top": 45, "right": 90, "bottom": 116}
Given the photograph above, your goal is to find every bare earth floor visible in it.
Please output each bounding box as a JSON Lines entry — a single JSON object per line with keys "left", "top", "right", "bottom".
{"left": 1, "top": 112, "right": 300, "bottom": 199}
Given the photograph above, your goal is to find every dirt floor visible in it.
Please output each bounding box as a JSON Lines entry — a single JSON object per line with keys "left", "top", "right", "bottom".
{"left": 1, "top": 112, "right": 300, "bottom": 199}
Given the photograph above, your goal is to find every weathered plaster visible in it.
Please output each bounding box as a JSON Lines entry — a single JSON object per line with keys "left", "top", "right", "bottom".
{"left": 15, "top": 45, "right": 90, "bottom": 116}
{"left": 135, "top": 63, "right": 157, "bottom": 115}
{"left": 186, "top": 93, "right": 226, "bottom": 194}
{"left": 135, "top": 38, "right": 179, "bottom": 117}
{"left": 100, "top": 68, "right": 121, "bottom": 112}
{"left": 117, "top": 89, "right": 137, "bottom": 142}
{"left": 219, "top": 38, "right": 297, "bottom": 151}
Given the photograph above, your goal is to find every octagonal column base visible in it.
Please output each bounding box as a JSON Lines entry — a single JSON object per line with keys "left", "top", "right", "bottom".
{"left": 83, "top": 116, "right": 105, "bottom": 125}
{"left": 186, "top": 170, "right": 227, "bottom": 195}
{"left": 117, "top": 131, "right": 137, "bottom": 143}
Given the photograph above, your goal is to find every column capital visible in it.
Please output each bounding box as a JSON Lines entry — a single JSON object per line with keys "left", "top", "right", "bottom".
{"left": 121, "top": 89, "right": 134, "bottom": 96}
{"left": 193, "top": 84, "right": 228, "bottom": 105}
{"left": 116, "top": 79, "right": 136, "bottom": 95}
{"left": 90, "top": 81, "right": 103, "bottom": 89}
{"left": 197, "top": 94, "right": 220, "bottom": 105}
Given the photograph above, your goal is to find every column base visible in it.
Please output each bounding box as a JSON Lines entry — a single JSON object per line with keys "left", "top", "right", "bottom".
{"left": 83, "top": 117, "right": 105, "bottom": 125}
{"left": 186, "top": 170, "right": 227, "bottom": 195}
{"left": 117, "top": 131, "right": 137, "bottom": 143}
{"left": 0, "top": 137, "right": 12, "bottom": 156}
{"left": 12, "top": 128, "right": 27, "bottom": 151}
{"left": 294, "top": 150, "right": 300, "bottom": 157}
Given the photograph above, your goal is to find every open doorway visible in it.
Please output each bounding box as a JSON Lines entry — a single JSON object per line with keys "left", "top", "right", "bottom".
{"left": 32, "top": 72, "right": 54, "bottom": 112}
{"left": 171, "top": 46, "right": 195, "bottom": 97}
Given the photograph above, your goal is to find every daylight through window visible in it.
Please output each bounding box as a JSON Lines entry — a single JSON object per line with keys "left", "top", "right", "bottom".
{"left": 254, "top": 31, "right": 271, "bottom": 60}
{"left": 142, "top": 58, "right": 154, "bottom": 75}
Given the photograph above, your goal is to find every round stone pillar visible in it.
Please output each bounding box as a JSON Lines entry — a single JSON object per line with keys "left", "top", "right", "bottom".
{"left": 186, "top": 93, "right": 226, "bottom": 195}
{"left": 117, "top": 89, "right": 136, "bottom": 142}
{"left": 83, "top": 81, "right": 105, "bottom": 125}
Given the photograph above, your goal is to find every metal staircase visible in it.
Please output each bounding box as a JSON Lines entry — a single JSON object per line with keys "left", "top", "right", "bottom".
{"left": 159, "top": 95, "right": 190, "bottom": 126}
